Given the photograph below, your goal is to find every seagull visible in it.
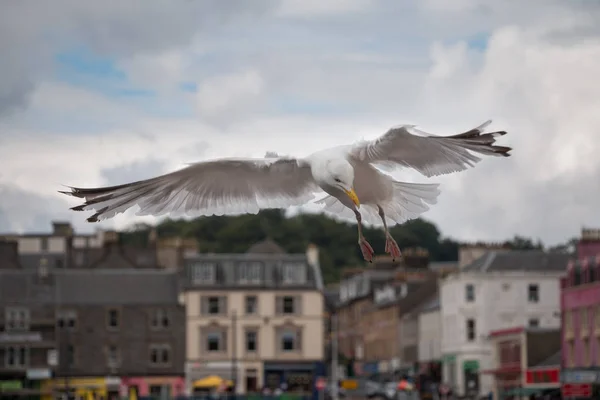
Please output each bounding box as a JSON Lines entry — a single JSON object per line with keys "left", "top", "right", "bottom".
{"left": 60, "top": 120, "right": 510, "bottom": 262}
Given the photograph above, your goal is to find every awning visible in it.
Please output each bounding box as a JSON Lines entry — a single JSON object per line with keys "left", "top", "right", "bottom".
{"left": 193, "top": 376, "right": 233, "bottom": 389}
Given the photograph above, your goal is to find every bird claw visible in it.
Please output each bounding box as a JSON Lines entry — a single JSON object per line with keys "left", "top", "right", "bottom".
{"left": 385, "top": 234, "right": 402, "bottom": 262}
{"left": 359, "top": 237, "right": 375, "bottom": 263}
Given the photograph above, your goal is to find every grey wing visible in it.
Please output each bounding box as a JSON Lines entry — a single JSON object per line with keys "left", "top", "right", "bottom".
{"left": 349, "top": 120, "right": 512, "bottom": 177}
{"left": 60, "top": 157, "right": 319, "bottom": 222}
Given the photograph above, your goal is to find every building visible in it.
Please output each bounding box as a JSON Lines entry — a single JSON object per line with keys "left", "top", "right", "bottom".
{"left": 41, "top": 269, "right": 186, "bottom": 400}
{"left": 561, "top": 256, "right": 600, "bottom": 396}
{"left": 0, "top": 267, "right": 57, "bottom": 397}
{"left": 336, "top": 266, "right": 396, "bottom": 371}
{"left": 440, "top": 250, "right": 569, "bottom": 397}
{"left": 182, "top": 239, "right": 325, "bottom": 394}
{"left": 379, "top": 278, "right": 437, "bottom": 377}
{"left": 335, "top": 250, "right": 442, "bottom": 376}
{"left": 0, "top": 233, "right": 186, "bottom": 399}
{"left": 485, "top": 327, "right": 561, "bottom": 398}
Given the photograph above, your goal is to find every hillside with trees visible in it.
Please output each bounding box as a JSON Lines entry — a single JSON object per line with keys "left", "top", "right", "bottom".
{"left": 120, "top": 210, "right": 543, "bottom": 283}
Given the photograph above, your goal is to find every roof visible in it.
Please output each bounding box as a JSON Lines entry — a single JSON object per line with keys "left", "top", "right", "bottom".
{"left": 462, "top": 250, "right": 570, "bottom": 273}
{"left": 56, "top": 269, "right": 180, "bottom": 305}
{"left": 246, "top": 238, "right": 286, "bottom": 254}
{"left": 535, "top": 350, "right": 561, "bottom": 367}
{"left": 0, "top": 269, "right": 180, "bottom": 305}
{"left": 0, "top": 270, "right": 55, "bottom": 304}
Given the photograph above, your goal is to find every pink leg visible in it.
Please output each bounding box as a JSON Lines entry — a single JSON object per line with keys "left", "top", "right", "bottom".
{"left": 385, "top": 233, "right": 402, "bottom": 261}
{"left": 359, "top": 236, "right": 375, "bottom": 263}
{"left": 379, "top": 206, "right": 402, "bottom": 262}
{"left": 354, "top": 209, "right": 375, "bottom": 263}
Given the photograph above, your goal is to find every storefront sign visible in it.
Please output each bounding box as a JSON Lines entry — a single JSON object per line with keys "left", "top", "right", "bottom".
{"left": 525, "top": 368, "right": 560, "bottom": 385}
{"left": 26, "top": 368, "right": 51, "bottom": 380}
{"left": 562, "top": 369, "right": 600, "bottom": 383}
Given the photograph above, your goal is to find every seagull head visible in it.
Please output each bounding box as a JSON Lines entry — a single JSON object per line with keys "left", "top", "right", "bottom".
{"left": 327, "top": 160, "right": 359, "bottom": 207}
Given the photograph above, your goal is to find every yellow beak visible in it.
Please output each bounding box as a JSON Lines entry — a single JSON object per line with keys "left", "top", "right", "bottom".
{"left": 344, "top": 188, "right": 360, "bottom": 207}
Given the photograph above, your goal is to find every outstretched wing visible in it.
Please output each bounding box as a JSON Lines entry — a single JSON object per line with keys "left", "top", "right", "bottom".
{"left": 349, "top": 120, "right": 511, "bottom": 178}
{"left": 60, "top": 157, "right": 319, "bottom": 222}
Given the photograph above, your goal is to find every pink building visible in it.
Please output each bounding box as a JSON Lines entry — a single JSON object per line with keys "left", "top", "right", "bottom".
{"left": 560, "top": 229, "right": 600, "bottom": 398}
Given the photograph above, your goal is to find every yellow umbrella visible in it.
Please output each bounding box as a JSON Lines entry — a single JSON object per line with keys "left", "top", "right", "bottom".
{"left": 193, "top": 376, "right": 233, "bottom": 389}
{"left": 129, "top": 387, "right": 138, "bottom": 400}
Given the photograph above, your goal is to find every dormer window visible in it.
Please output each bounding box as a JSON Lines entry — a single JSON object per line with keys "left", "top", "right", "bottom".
{"left": 192, "top": 262, "right": 216, "bottom": 284}
{"left": 239, "top": 262, "right": 261, "bottom": 284}
{"left": 281, "top": 263, "right": 307, "bottom": 285}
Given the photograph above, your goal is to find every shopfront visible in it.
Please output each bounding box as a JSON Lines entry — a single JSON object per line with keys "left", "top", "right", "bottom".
{"left": 121, "top": 376, "right": 185, "bottom": 398}
{"left": 562, "top": 368, "right": 600, "bottom": 399}
{"left": 41, "top": 377, "right": 119, "bottom": 400}
{"left": 263, "top": 362, "right": 324, "bottom": 393}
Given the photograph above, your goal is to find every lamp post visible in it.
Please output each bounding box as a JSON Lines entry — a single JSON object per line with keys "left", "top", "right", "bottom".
{"left": 231, "top": 310, "right": 237, "bottom": 399}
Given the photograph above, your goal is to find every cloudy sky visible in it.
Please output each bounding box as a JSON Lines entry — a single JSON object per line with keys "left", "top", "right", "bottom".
{"left": 1, "top": 0, "right": 599, "bottom": 246}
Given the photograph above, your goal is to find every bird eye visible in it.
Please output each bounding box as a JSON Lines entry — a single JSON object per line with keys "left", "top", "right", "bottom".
{"left": 334, "top": 178, "right": 341, "bottom": 183}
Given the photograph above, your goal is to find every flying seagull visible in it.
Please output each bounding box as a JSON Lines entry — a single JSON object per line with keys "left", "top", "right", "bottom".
{"left": 60, "top": 120, "right": 511, "bottom": 262}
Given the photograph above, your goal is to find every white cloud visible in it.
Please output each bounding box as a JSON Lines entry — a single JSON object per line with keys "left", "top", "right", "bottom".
{"left": 196, "top": 69, "right": 265, "bottom": 119}
{"left": 276, "top": 0, "right": 373, "bottom": 17}
{"left": 1, "top": 0, "right": 600, "bottom": 246}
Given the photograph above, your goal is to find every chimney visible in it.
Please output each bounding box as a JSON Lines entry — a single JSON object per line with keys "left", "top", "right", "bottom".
{"left": 402, "top": 247, "right": 430, "bottom": 269}
{"left": 103, "top": 230, "right": 119, "bottom": 245}
{"left": 0, "top": 240, "right": 20, "bottom": 269}
{"left": 148, "top": 228, "right": 158, "bottom": 244}
{"left": 52, "top": 221, "right": 73, "bottom": 237}
{"left": 306, "top": 244, "right": 323, "bottom": 290}
{"left": 578, "top": 228, "right": 600, "bottom": 260}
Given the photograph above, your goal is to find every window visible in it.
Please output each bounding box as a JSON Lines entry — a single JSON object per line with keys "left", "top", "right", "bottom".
{"left": 590, "top": 266, "right": 597, "bottom": 283}
{"left": 5, "top": 307, "right": 30, "bottom": 331}
{"left": 565, "top": 310, "right": 574, "bottom": 333}
{"left": 239, "top": 262, "right": 261, "bottom": 284}
{"left": 582, "top": 339, "right": 590, "bottom": 366}
{"left": 106, "top": 345, "right": 120, "bottom": 367}
{"left": 501, "top": 283, "right": 511, "bottom": 291}
{"left": 466, "top": 319, "right": 476, "bottom": 342}
{"left": 281, "top": 263, "right": 307, "bottom": 284}
{"left": 191, "top": 262, "right": 216, "bottom": 284}
{"left": 465, "top": 284, "right": 475, "bottom": 302}
{"left": 202, "top": 296, "right": 227, "bottom": 316}
{"left": 107, "top": 308, "right": 120, "bottom": 329}
{"left": 56, "top": 310, "right": 77, "bottom": 331}
{"left": 149, "top": 344, "right": 171, "bottom": 366}
{"left": 150, "top": 308, "right": 170, "bottom": 329}
{"left": 596, "top": 306, "right": 600, "bottom": 329}
{"left": 567, "top": 340, "right": 575, "bottom": 367}
{"left": 581, "top": 308, "right": 589, "bottom": 333}
{"left": 245, "top": 296, "right": 258, "bottom": 315}
{"left": 280, "top": 328, "right": 301, "bottom": 352}
{"left": 245, "top": 369, "right": 258, "bottom": 393}
{"left": 40, "top": 238, "right": 48, "bottom": 252}
{"left": 276, "top": 296, "right": 299, "bottom": 315}
{"left": 528, "top": 318, "right": 539, "bottom": 328}
{"left": 4, "top": 346, "right": 28, "bottom": 367}
{"left": 245, "top": 330, "right": 258, "bottom": 352}
{"left": 528, "top": 284, "right": 539, "bottom": 303}
{"left": 205, "top": 331, "right": 226, "bottom": 352}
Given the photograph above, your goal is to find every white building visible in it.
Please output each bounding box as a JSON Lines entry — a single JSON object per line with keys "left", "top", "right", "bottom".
{"left": 439, "top": 250, "right": 569, "bottom": 397}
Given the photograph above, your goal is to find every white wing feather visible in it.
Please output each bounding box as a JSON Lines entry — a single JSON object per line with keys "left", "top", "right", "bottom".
{"left": 62, "top": 157, "right": 319, "bottom": 222}
{"left": 349, "top": 120, "right": 511, "bottom": 177}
